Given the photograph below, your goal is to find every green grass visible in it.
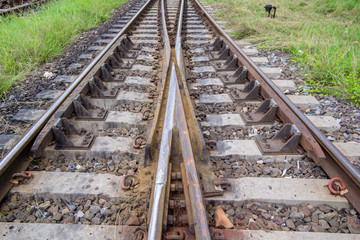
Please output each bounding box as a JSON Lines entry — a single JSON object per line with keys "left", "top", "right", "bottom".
{"left": 0, "top": 0, "right": 128, "bottom": 97}
{"left": 204, "top": 0, "right": 360, "bottom": 106}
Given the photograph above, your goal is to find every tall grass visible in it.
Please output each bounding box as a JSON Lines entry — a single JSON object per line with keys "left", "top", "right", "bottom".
{"left": 0, "top": 0, "right": 127, "bottom": 97}
{"left": 205, "top": 0, "right": 360, "bottom": 105}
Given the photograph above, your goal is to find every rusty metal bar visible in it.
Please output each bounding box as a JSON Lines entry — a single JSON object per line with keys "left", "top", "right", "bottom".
{"left": 173, "top": 0, "right": 211, "bottom": 237}
{"left": 0, "top": 0, "right": 152, "bottom": 176}
{"left": 173, "top": 63, "right": 211, "bottom": 239}
{"left": 192, "top": 0, "right": 360, "bottom": 212}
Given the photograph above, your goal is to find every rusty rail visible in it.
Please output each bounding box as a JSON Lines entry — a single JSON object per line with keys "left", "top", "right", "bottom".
{"left": 173, "top": 63, "right": 211, "bottom": 239}
{"left": 174, "top": 0, "right": 210, "bottom": 237}
{"left": 192, "top": 0, "right": 360, "bottom": 212}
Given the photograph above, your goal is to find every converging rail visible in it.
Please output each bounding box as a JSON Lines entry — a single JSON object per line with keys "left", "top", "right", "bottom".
{"left": 0, "top": 0, "right": 359, "bottom": 239}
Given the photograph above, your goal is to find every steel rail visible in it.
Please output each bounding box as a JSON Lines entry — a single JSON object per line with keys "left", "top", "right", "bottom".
{"left": 147, "top": 0, "right": 173, "bottom": 238}
{"left": 147, "top": 65, "right": 176, "bottom": 239}
{"left": 174, "top": 0, "right": 184, "bottom": 66}
{"left": 173, "top": 63, "right": 211, "bottom": 239}
{"left": 0, "top": 0, "right": 48, "bottom": 16}
{"left": 161, "top": 0, "right": 171, "bottom": 64}
{"left": 192, "top": 0, "right": 360, "bottom": 212}
{"left": 0, "top": 0, "right": 152, "bottom": 176}
{"left": 174, "top": 0, "right": 211, "bottom": 238}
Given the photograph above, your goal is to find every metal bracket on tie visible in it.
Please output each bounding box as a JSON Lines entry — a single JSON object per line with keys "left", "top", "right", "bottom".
{"left": 123, "top": 35, "right": 140, "bottom": 50}
{"left": 205, "top": 36, "right": 224, "bottom": 51}
{"left": 100, "top": 63, "right": 114, "bottom": 82}
{"left": 109, "top": 53, "right": 121, "bottom": 68}
{"left": 116, "top": 44, "right": 137, "bottom": 59}
{"left": 230, "top": 80, "right": 260, "bottom": 102}
{"left": 209, "top": 45, "right": 230, "bottom": 60}
{"left": 220, "top": 66, "right": 248, "bottom": 84}
{"left": 257, "top": 124, "right": 302, "bottom": 154}
{"left": 73, "top": 94, "right": 107, "bottom": 120}
{"left": 214, "top": 55, "right": 238, "bottom": 71}
{"left": 89, "top": 76, "right": 118, "bottom": 98}
{"left": 52, "top": 118, "right": 94, "bottom": 149}
{"left": 241, "top": 99, "right": 278, "bottom": 125}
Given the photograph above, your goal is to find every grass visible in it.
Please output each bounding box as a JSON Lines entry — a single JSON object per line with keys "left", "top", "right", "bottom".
{"left": 204, "top": 0, "right": 360, "bottom": 106}
{"left": 0, "top": 0, "right": 128, "bottom": 97}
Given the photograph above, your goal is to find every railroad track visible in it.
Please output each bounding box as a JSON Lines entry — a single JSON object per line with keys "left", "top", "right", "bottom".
{"left": 0, "top": 0, "right": 47, "bottom": 15}
{"left": 0, "top": 0, "right": 359, "bottom": 239}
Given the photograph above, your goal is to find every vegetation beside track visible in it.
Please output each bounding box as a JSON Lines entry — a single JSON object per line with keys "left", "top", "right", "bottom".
{"left": 204, "top": 0, "right": 360, "bottom": 106}
{"left": 0, "top": 0, "right": 128, "bottom": 97}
